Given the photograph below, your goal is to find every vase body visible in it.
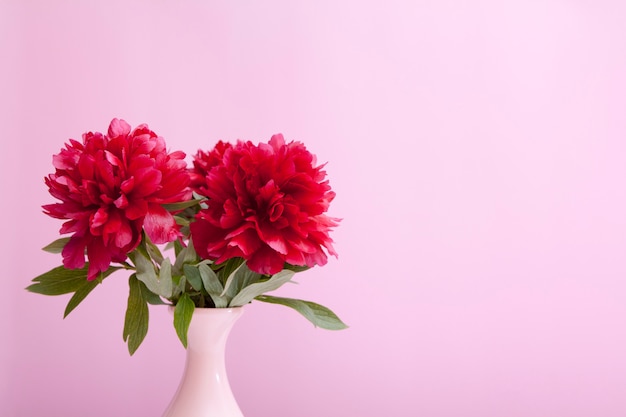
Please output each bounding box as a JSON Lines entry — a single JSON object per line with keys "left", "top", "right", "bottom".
{"left": 162, "top": 307, "right": 245, "bottom": 417}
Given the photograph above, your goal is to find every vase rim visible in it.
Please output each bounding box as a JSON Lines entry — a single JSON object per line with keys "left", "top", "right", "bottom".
{"left": 167, "top": 305, "right": 245, "bottom": 314}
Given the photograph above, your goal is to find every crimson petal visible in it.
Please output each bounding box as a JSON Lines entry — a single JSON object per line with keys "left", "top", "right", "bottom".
{"left": 143, "top": 204, "right": 179, "bottom": 244}
{"left": 247, "top": 245, "right": 285, "bottom": 275}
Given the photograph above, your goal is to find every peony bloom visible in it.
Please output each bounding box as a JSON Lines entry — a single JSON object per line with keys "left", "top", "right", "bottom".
{"left": 190, "top": 134, "right": 338, "bottom": 275}
{"left": 43, "top": 119, "right": 191, "bottom": 280}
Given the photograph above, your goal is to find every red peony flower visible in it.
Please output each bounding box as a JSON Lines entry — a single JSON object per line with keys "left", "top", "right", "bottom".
{"left": 189, "top": 134, "right": 338, "bottom": 275}
{"left": 43, "top": 119, "right": 191, "bottom": 280}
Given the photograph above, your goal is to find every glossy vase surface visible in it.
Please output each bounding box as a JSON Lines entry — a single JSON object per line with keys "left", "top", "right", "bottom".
{"left": 162, "top": 307, "right": 245, "bottom": 417}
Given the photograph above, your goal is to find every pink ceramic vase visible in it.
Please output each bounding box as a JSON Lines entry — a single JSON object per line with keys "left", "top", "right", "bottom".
{"left": 162, "top": 307, "right": 245, "bottom": 417}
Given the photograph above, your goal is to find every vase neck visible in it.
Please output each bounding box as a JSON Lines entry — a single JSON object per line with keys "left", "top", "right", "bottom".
{"left": 184, "top": 307, "right": 244, "bottom": 353}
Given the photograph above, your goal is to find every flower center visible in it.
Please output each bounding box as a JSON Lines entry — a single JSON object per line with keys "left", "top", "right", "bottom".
{"left": 269, "top": 201, "right": 284, "bottom": 222}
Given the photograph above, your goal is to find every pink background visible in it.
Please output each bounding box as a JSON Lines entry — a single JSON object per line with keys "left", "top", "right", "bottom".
{"left": 2, "top": 1, "right": 626, "bottom": 416}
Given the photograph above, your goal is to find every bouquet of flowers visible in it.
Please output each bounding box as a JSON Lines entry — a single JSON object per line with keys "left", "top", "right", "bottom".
{"left": 27, "top": 119, "right": 347, "bottom": 354}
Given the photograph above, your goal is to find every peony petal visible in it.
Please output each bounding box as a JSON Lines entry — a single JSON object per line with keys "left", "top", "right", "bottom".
{"left": 114, "top": 218, "right": 134, "bottom": 248}
{"left": 269, "top": 202, "right": 284, "bottom": 222}
{"left": 216, "top": 246, "right": 246, "bottom": 265}
{"left": 269, "top": 133, "right": 285, "bottom": 150}
{"left": 82, "top": 180, "right": 100, "bottom": 205}
{"left": 284, "top": 245, "right": 306, "bottom": 266}
{"left": 206, "top": 169, "right": 235, "bottom": 202}
{"left": 190, "top": 217, "right": 226, "bottom": 260}
{"left": 43, "top": 203, "right": 73, "bottom": 220}
{"left": 77, "top": 154, "right": 96, "bottom": 180}
{"left": 282, "top": 225, "right": 318, "bottom": 253}
{"left": 255, "top": 220, "right": 289, "bottom": 255}
{"left": 224, "top": 222, "right": 254, "bottom": 240}
{"left": 62, "top": 235, "right": 88, "bottom": 269}
{"left": 125, "top": 198, "right": 148, "bottom": 220}
{"left": 60, "top": 217, "right": 88, "bottom": 234}
{"left": 107, "top": 118, "right": 131, "bottom": 138}
{"left": 104, "top": 149, "right": 123, "bottom": 168}
{"left": 154, "top": 170, "right": 191, "bottom": 203}
{"left": 100, "top": 210, "right": 125, "bottom": 247}
{"left": 125, "top": 156, "right": 161, "bottom": 197}
{"left": 114, "top": 193, "right": 129, "bottom": 209}
{"left": 220, "top": 199, "right": 243, "bottom": 229}
{"left": 120, "top": 177, "right": 135, "bottom": 194}
{"left": 256, "top": 179, "right": 281, "bottom": 207}
{"left": 227, "top": 228, "right": 262, "bottom": 256}
{"left": 143, "top": 204, "right": 179, "bottom": 244}
{"left": 134, "top": 169, "right": 162, "bottom": 197}
{"left": 247, "top": 245, "right": 285, "bottom": 275}
{"left": 90, "top": 207, "right": 109, "bottom": 230}
{"left": 86, "top": 238, "right": 112, "bottom": 281}
{"left": 324, "top": 241, "right": 338, "bottom": 257}
{"left": 303, "top": 249, "right": 328, "bottom": 268}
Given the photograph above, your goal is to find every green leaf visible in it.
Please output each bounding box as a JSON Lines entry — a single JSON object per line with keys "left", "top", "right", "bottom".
{"left": 255, "top": 295, "right": 348, "bottom": 330}
{"left": 158, "top": 258, "right": 174, "bottom": 299}
{"left": 174, "top": 215, "right": 190, "bottom": 227}
{"left": 216, "top": 257, "right": 244, "bottom": 287}
{"left": 139, "top": 280, "right": 166, "bottom": 305}
{"left": 133, "top": 239, "right": 151, "bottom": 262}
{"left": 132, "top": 251, "right": 158, "bottom": 291}
{"left": 220, "top": 262, "right": 263, "bottom": 302}
{"left": 237, "top": 264, "right": 264, "bottom": 290}
{"left": 173, "top": 239, "right": 183, "bottom": 257}
{"left": 62, "top": 272, "right": 113, "bottom": 317}
{"left": 27, "top": 264, "right": 120, "bottom": 296}
{"left": 198, "top": 263, "right": 222, "bottom": 293}
{"left": 144, "top": 234, "right": 164, "bottom": 265}
{"left": 174, "top": 293, "right": 195, "bottom": 348}
{"left": 229, "top": 269, "right": 295, "bottom": 307}
{"left": 220, "top": 261, "right": 247, "bottom": 298}
{"left": 162, "top": 199, "right": 203, "bottom": 212}
{"left": 171, "top": 276, "right": 187, "bottom": 298}
{"left": 42, "top": 237, "right": 71, "bottom": 254}
{"left": 173, "top": 239, "right": 198, "bottom": 274}
{"left": 132, "top": 251, "right": 173, "bottom": 298}
{"left": 183, "top": 264, "right": 203, "bottom": 292}
{"left": 283, "top": 264, "right": 311, "bottom": 273}
{"left": 123, "top": 274, "right": 150, "bottom": 355}
{"left": 198, "top": 264, "right": 228, "bottom": 308}
{"left": 63, "top": 279, "right": 99, "bottom": 317}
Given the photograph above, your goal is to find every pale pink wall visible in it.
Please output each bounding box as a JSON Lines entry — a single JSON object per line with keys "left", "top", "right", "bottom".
{"left": 2, "top": 1, "right": 626, "bottom": 416}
